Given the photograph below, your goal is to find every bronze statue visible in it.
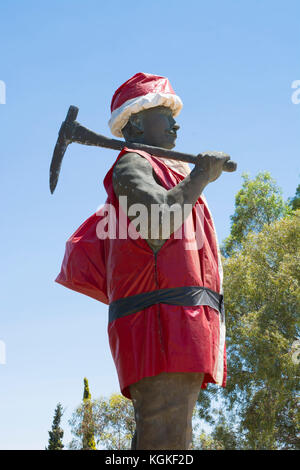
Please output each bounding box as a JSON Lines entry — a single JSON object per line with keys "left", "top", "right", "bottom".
{"left": 52, "top": 73, "right": 237, "bottom": 450}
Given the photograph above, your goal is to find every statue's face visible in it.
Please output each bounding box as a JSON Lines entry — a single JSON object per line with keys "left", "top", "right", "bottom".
{"left": 140, "top": 106, "right": 180, "bottom": 149}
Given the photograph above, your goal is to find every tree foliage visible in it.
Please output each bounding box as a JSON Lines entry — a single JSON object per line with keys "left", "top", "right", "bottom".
{"left": 82, "top": 378, "right": 97, "bottom": 450}
{"left": 222, "top": 172, "right": 290, "bottom": 256}
{"left": 46, "top": 403, "right": 64, "bottom": 450}
{"left": 288, "top": 183, "right": 300, "bottom": 211}
{"left": 225, "top": 212, "right": 299, "bottom": 448}
{"left": 192, "top": 431, "right": 224, "bottom": 450}
{"left": 198, "top": 210, "right": 300, "bottom": 449}
{"left": 83, "top": 377, "right": 91, "bottom": 401}
{"left": 69, "top": 393, "right": 135, "bottom": 450}
{"left": 94, "top": 394, "right": 135, "bottom": 450}
{"left": 69, "top": 378, "right": 97, "bottom": 450}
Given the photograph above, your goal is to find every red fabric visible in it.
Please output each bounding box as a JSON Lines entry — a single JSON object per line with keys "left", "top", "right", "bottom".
{"left": 56, "top": 148, "right": 227, "bottom": 398}
{"left": 55, "top": 212, "right": 108, "bottom": 304}
{"left": 111, "top": 73, "right": 175, "bottom": 113}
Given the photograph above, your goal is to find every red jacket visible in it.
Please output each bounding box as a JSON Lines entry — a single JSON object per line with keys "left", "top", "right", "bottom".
{"left": 56, "top": 148, "right": 226, "bottom": 398}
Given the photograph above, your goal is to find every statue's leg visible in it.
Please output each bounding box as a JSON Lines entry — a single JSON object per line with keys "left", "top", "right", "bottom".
{"left": 130, "top": 372, "right": 204, "bottom": 450}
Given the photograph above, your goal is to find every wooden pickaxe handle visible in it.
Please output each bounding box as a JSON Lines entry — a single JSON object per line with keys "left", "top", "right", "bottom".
{"left": 49, "top": 105, "right": 237, "bottom": 193}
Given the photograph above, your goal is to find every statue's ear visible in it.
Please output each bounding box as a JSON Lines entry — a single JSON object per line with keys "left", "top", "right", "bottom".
{"left": 121, "top": 112, "right": 144, "bottom": 140}
{"left": 128, "top": 113, "right": 144, "bottom": 135}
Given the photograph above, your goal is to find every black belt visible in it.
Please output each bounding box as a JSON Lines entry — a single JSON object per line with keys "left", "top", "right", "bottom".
{"left": 109, "top": 286, "right": 224, "bottom": 323}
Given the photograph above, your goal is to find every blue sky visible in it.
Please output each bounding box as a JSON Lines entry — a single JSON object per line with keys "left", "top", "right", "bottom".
{"left": 0, "top": 0, "right": 299, "bottom": 449}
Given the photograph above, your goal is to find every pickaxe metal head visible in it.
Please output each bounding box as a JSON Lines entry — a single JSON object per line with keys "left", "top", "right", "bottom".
{"left": 49, "top": 105, "right": 79, "bottom": 194}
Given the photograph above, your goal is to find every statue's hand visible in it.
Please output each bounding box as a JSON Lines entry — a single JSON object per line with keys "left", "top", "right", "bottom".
{"left": 195, "top": 151, "right": 237, "bottom": 183}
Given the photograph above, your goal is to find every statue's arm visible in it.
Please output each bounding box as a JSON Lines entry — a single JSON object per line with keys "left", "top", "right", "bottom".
{"left": 112, "top": 151, "right": 227, "bottom": 251}
{"left": 112, "top": 153, "right": 169, "bottom": 251}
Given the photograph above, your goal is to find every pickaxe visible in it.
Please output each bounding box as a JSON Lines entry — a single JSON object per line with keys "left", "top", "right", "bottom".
{"left": 49, "top": 105, "right": 237, "bottom": 193}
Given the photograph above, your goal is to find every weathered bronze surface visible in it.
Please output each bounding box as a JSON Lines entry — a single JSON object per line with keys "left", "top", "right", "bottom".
{"left": 130, "top": 372, "right": 204, "bottom": 450}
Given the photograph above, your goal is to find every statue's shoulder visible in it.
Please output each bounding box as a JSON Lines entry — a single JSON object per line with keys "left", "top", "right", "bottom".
{"left": 112, "top": 151, "right": 154, "bottom": 192}
{"left": 114, "top": 151, "right": 151, "bottom": 175}
{"left": 116, "top": 151, "right": 142, "bottom": 165}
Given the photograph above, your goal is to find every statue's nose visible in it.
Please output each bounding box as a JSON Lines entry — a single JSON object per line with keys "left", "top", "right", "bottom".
{"left": 168, "top": 124, "right": 180, "bottom": 135}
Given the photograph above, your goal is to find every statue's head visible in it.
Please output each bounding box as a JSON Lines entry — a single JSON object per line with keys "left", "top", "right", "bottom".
{"left": 121, "top": 106, "right": 180, "bottom": 149}
{"left": 109, "top": 73, "right": 183, "bottom": 149}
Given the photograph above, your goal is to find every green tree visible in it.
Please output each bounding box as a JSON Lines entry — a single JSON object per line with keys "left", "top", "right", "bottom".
{"left": 192, "top": 407, "right": 240, "bottom": 450}
{"left": 83, "top": 377, "right": 91, "bottom": 400}
{"left": 69, "top": 378, "right": 97, "bottom": 450}
{"left": 202, "top": 212, "right": 300, "bottom": 449}
{"left": 288, "top": 183, "right": 300, "bottom": 211}
{"left": 222, "top": 172, "right": 289, "bottom": 256}
{"left": 210, "top": 413, "right": 240, "bottom": 450}
{"left": 197, "top": 174, "right": 300, "bottom": 449}
{"left": 192, "top": 431, "right": 224, "bottom": 450}
{"left": 69, "top": 393, "right": 135, "bottom": 450}
{"left": 94, "top": 394, "right": 135, "bottom": 450}
{"left": 82, "top": 378, "right": 97, "bottom": 450}
{"left": 46, "top": 403, "right": 64, "bottom": 450}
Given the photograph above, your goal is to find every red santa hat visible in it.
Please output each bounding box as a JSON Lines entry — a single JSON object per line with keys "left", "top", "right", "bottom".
{"left": 108, "top": 72, "right": 183, "bottom": 137}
